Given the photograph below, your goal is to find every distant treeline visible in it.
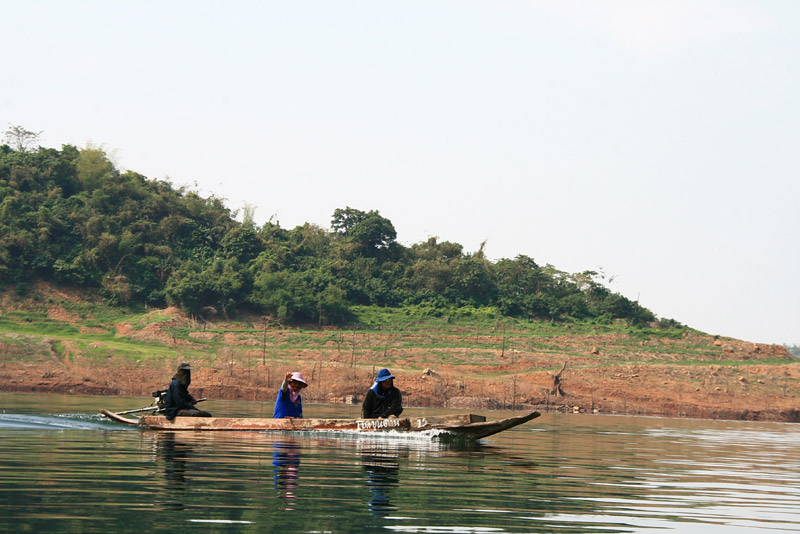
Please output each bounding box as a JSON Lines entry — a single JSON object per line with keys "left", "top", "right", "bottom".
{"left": 0, "top": 140, "right": 665, "bottom": 327}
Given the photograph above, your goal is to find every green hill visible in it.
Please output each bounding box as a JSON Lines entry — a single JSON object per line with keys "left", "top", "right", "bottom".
{"left": 1, "top": 141, "right": 664, "bottom": 330}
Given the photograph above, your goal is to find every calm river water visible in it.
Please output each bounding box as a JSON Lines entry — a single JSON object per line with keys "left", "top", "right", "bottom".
{"left": 1, "top": 393, "right": 799, "bottom": 533}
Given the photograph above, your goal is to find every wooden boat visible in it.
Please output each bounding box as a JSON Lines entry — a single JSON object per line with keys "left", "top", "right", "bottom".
{"left": 99, "top": 409, "right": 540, "bottom": 440}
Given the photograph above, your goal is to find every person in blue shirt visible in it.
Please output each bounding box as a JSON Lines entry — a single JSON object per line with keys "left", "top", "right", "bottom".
{"left": 361, "top": 368, "right": 403, "bottom": 419}
{"left": 164, "top": 362, "right": 212, "bottom": 420}
{"left": 273, "top": 372, "right": 308, "bottom": 418}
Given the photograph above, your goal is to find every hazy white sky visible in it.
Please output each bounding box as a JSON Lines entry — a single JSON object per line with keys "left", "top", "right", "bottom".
{"left": 2, "top": 1, "right": 798, "bottom": 346}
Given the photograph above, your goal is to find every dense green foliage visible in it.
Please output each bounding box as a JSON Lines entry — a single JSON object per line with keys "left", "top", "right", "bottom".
{"left": 0, "top": 142, "right": 661, "bottom": 327}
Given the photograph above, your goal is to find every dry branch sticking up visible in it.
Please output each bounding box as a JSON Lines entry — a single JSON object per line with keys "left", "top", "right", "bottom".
{"left": 551, "top": 361, "right": 567, "bottom": 397}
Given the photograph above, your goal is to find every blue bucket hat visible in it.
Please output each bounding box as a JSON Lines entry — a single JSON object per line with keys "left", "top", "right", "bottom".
{"left": 376, "top": 368, "right": 395, "bottom": 382}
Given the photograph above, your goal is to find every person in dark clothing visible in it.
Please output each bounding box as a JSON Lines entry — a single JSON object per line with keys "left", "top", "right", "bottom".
{"left": 164, "top": 362, "right": 212, "bottom": 420}
{"left": 361, "top": 368, "right": 403, "bottom": 419}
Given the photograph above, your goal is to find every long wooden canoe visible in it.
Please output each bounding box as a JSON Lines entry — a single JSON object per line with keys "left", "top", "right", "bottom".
{"left": 99, "top": 409, "right": 540, "bottom": 440}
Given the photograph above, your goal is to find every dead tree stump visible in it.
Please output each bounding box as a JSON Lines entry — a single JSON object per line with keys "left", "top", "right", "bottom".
{"left": 551, "top": 361, "right": 567, "bottom": 397}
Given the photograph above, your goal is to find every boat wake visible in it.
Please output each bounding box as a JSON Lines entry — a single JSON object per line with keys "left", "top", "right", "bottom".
{"left": 262, "top": 427, "right": 462, "bottom": 444}
{"left": 0, "top": 412, "right": 132, "bottom": 431}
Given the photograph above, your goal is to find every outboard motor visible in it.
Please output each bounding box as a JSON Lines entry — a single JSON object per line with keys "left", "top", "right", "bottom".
{"left": 152, "top": 389, "right": 168, "bottom": 413}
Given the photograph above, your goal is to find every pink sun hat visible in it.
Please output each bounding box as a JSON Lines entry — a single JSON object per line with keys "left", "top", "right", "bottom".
{"left": 289, "top": 372, "right": 308, "bottom": 386}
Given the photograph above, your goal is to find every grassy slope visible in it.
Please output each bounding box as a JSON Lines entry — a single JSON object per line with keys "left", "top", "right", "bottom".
{"left": 1, "top": 282, "right": 798, "bottom": 421}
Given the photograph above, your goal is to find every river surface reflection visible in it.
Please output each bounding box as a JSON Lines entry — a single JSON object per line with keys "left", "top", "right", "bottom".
{"left": 1, "top": 392, "right": 799, "bottom": 533}
{"left": 273, "top": 438, "right": 301, "bottom": 509}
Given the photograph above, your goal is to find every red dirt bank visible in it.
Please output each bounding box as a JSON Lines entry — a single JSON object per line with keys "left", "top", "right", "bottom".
{"left": 1, "top": 289, "right": 798, "bottom": 422}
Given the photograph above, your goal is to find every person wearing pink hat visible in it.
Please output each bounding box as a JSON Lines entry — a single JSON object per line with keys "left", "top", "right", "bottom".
{"left": 273, "top": 371, "right": 308, "bottom": 418}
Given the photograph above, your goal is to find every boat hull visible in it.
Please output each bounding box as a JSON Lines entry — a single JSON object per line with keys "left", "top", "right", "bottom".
{"left": 99, "top": 410, "right": 540, "bottom": 439}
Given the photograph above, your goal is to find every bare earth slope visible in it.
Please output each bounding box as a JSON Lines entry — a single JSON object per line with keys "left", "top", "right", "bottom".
{"left": 1, "top": 282, "right": 798, "bottom": 422}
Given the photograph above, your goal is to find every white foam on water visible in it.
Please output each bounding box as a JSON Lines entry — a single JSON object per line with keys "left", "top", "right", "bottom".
{"left": 0, "top": 413, "right": 125, "bottom": 430}
{"left": 384, "top": 527, "right": 504, "bottom": 533}
{"left": 262, "top": 427, "right": 453, "bottom": 442}
{"left": 188, "top": 519, "right": 253, "bottom": 524}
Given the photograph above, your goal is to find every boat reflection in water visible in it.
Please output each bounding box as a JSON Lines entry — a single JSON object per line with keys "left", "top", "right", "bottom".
{"left": 156, "top": 432, "right": 194, "bottom": 512}
{"left": 359, "top": 441, "right": 404, "bottom": 516}
{"left": 273, "top": 438, "right": 301, "bottom": 510}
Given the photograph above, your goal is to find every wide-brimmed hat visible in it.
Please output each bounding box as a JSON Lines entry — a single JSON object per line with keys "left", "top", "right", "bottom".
{"left": 376, "top": 368, "right": 395, "bottom": 382}
{"left": 177, "top": 362, "right": 193, "bottom": 371}
{"left": 289, "top": 372, "right": 308, "bottom": 386}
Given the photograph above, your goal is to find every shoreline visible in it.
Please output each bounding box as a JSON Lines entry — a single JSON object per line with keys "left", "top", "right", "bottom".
{"left": 2, "top": 286, "right": 797, "bottom": 424}
{"left": 3, "top": 358, "right": 798, "bottom": 423}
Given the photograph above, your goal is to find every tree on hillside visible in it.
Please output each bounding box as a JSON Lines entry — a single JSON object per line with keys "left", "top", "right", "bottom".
{"left": 408, "top": 237, "right": 463, "bottom": 261}
{"left": 494, "top": 255, "right": 545, "bottom": 316}
{"left": 317, "top": 284, "right": 349, "bottom": 325}
{"left": 331, "top": 206, "right": 369, "bottom": 234}
{"left": 3, "top": 125, "right": 42, "bottom": 152}
{"left": 331, "top": 206, "right": 397, "bottom": 258}
{"left": 76, "top": 147, "right": 116, "bottom": 192}
{"left": 451, "top": 254, "right": 495, "bottom": 306}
